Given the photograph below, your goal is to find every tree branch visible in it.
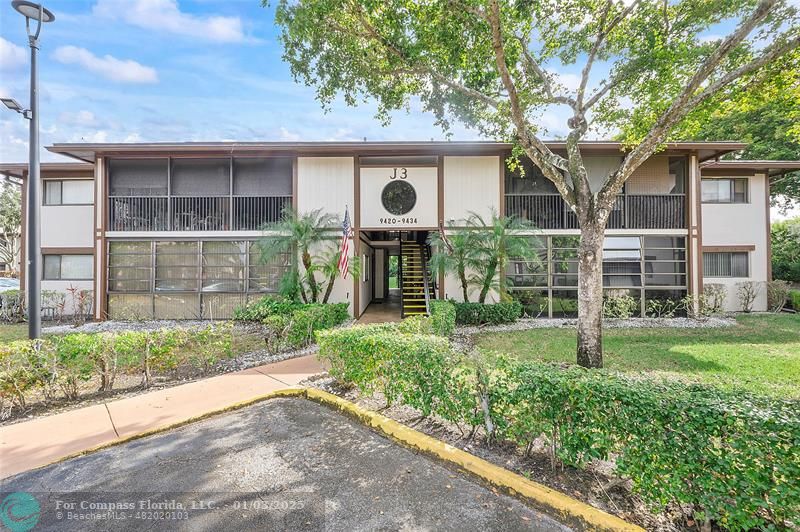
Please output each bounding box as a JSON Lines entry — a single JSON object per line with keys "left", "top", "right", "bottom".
{"left": 598, "top": 0, "right": 781, "bottom": 205}
{"left": 485, "top": 0, "right": 575, "bottom": 205}
{"left": 577, "top": 0, "right": 642, "bottom": 111}
{"left": 516, "top": 34, "right": 577, "bottom": 108}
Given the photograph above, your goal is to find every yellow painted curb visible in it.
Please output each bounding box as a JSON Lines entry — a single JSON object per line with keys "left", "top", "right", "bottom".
{"left": 20, "top": 387, "right": 641, "bottom": 531}
{"left": 302, "top": 388, "right": 642, "bottom": 532}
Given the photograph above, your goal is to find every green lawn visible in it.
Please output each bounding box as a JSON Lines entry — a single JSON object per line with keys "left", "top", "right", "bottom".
{"left": 0, "top": 323, "right": 29, "bottom": 344}
{"left": 474, "top": 314, "right": 800, "bottom": 399}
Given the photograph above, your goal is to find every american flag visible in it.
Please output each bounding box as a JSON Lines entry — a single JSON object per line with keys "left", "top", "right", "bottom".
{"left": 338, "top": 206, "right": 352, "bottom": 279}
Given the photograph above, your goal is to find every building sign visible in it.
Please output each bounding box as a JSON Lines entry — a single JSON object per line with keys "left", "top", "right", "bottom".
{"left": 360, "top": 166, "right": 437, "bottom": 228}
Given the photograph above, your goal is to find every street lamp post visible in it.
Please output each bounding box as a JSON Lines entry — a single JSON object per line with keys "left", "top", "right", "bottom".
{"left": 10, "top": 0, "right": 55, "bottom": 339}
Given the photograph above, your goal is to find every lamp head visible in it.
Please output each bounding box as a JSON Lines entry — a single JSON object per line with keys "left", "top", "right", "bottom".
{"left": 11, "top": 1, "right": 55, "bottom": 23}
{"left": 1, "top": 98, "right": 24, "bottom": 112}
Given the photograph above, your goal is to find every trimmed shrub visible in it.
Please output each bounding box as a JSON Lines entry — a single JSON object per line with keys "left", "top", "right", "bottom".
{"left": 453, "top": 301, "right": 522, "bottom": 325}
{"left": 318, "top": 327, "right": 800, "bottom": 530}
{"left": 263, "top": 302, "right": 349, "bottom": 350}
{"left": 767, "top": 280, "right": 791, "bottom": 312}
{"left": 736, "top": 281, "right": 761, "bottom": 312}
{"left": 428, "top": 300, "right": 456, "bottom": 336}
{"left": 232, "top": 296, "right": 303, "bottom": 322}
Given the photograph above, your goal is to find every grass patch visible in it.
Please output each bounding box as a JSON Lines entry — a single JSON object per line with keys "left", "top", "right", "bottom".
{"left": 0, "top": 323, "right": 30, "bottom": 344}
{"left": 473, "top": 313, "right": 800, "bottom": 399}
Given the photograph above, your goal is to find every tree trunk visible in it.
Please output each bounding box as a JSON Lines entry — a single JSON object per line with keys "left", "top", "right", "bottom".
{"left": 458, "top": 265, "right": 469, "bottom": 302}
{"left": 576, "top": 225, "right": 604, "bottom": 368}
{"left": 302, "top": 250, "right": 318, "bottom": 302}
{"left": 479, "top": 259, "right": 497, "bottom": 304}
{"left": 322, "top": 271, "right": 336, "bottom": 303}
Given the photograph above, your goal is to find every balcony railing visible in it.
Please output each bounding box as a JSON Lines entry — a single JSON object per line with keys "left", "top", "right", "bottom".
{"left": 108, "top": 195, "right": 291, "bottom": 232}
{"left": 505, "top": 194, "right": 686, "bottom": 229}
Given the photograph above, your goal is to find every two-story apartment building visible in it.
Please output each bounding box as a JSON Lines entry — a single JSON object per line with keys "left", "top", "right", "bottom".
{"left": 2, "top": 140, "right": 795, "bottom": 320}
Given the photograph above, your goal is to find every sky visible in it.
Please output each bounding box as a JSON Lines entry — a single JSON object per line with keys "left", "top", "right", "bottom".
{"left": 0, "top": 0, "right": 796, "bottom": 219}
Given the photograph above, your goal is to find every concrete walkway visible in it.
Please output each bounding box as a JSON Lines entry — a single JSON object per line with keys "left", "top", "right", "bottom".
{"left": 0, "top": 355, "right": 326, "bottom": 480}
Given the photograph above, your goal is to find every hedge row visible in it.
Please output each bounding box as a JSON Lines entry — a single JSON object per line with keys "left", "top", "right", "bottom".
{"left": 790, "top": 289, "right": 800, "bottom": 311}
{"left": 316, "top": 327, "right": 800, "bottom": 530}
{"left": 428, "top": 300, "right": 456, "bottom": 336}
{"left": 453, "top": 300, "right": 522, "bottom": 325}
{"left": 0, "top": 325, "right": 233, "bottom": 414}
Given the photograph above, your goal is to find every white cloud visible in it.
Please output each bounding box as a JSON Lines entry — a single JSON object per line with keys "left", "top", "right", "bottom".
{"left": 278, "top": 127, "right": 301, "bottom": 141}
{"left": 59, "top": 110, "right": 99, "bottom": 127}
{"left": 53, "top": 46, "right": 158, "bottom": 84}
{"left": 0, "top": 37, "right": 26, "bottom": 71}
{"left": 93, "top": 0, "right": 246, "bottom": 43}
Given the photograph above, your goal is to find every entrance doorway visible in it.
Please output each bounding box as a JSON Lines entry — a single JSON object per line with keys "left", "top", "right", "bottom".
{"left": 357, "top": 231, "right": 436, "bottom": 323}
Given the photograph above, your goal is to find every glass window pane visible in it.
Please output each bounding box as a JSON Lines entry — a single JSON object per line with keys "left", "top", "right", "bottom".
{"left": 44, "top": 181, "right": 62, "bottom": 205}
{"left": 61, "top": 181, "right": 94, "bottom": 204}
{"left": 61, "top": 255, "right": 94, "bottom": 279}
{"left": 248, "top": 242, "right": 291, "bottom": 292}
{"left": 202, "top": 241, "right": 246, "bottom": 291}
{"left": 733, "top": 178, "right": 748, "bottom": 202}
{"left": 156, "top": 241, "right": 199, "bottom": 291}
{"left": 551, "top": 290, "right": 578, "bottom": 317}
{"left": 43, "top": 255, "right": 61, "bottom": 279}
{"left": 644, "top": 236, "right": 685, "bottom": 249}
{"left": 703, "top": 252, "right": 749, "bottom": 278}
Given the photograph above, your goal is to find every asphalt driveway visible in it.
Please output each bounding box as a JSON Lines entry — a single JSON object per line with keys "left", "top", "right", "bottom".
{"left": 1, "top": 398, "right": 570, "bottom": 531}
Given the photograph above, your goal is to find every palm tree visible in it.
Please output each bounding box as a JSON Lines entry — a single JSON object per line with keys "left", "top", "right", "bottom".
{"left": 257, "top": 207, "right": 337, "bottom": 303}
{"left": 466, "top": 210, "right": 541, "bottom": 303}
{"left": 428, "top": 229, "right": 475, "bottom": 302}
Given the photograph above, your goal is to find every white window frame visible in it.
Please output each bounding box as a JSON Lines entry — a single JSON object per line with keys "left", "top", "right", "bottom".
{"left": 701, "top": 177, "right": 749, "bottom": 204}
{"left": 43, "top": 179, "right": 94, "bottom": 206}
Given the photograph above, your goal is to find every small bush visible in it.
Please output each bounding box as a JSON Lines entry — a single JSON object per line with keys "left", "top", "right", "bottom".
{"left": 790, "top": 289, "right": 800, "bottom": 310}
{"left": 602, "top": 290, "right": 639, "bottom": 318}
{"left": 767, "top": 280, "right": 791, "bottom": 312}
{"left": 703, "top": 283, "right": 727, "bottom": 314}
{"left": 736, "top": 281, "right": 761, "bottom": 312}
{"left": 263, "top": 303, "right": 349, "bottom": 350}
{"left": 0, "top": 290, "right": 25, "bottom": 323}
{"left": 428, "top": 300, "right": 456, "bottom": 336}
{"left": 645, "top": 298, "right": 677, "bottom": 318}
{"left": 453, "top": 301, "right": 522, "bottom": 325}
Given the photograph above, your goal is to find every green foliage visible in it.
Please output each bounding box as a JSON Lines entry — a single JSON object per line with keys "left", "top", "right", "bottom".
{"left": 428, "top": 229, "right": 478, "bottom": 302}
{"left": 645, "top": 299, "right": 678, "bottom": 318}
{"left": 319, "top": 324, "right": 800, "bottom": 530}
{"left": 0, "top": 326, "right": 238, "bottom": 414}
{"left": 263, "top": 302, "right": 350, "bottom": 350}
{"left": 772, "top": 217, "right": 800, "bottom": 283}
{"left": 0, "top": 185, "right": 21, "bottom": 271}
{"left": 789, "top": 290, "right": 800, "bottom": 310}
{"left": 602, "top": 290, "right": 639, "bottom": 318}
{"left": 453, "top": 301, "right": 522, "bottom": 326}
{"left": 232, "top": 296, "right": 304, "bottom": 322}
{"left": 428, "top": 300, "right": 456, "bottom": 337}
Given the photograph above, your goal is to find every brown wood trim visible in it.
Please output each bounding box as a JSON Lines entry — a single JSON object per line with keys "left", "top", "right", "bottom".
{"left": 764, "top": 174, "right": 772, "bottom": 281}
{"left": 41, "top": 247, "right": 96, "bottom": 255}
{"left": 20, "top": 170, "right": 27, "bottom": 292}
{"left": 100, "top": 158, "right": 109, "bottom": 320}
{"left": 702, "top": 245, "right": 756, "bottom": 252}
{"left": 699, "top": 169, "right": 756, "bottom": 177}
{"left": 353, "top": 156, "right": 360, "bottom": 318}
{"left": 437, "top": 156, "right": 444, "bottom": 226}
{"left": 358, "top": 162, "right": 439, "bottom": 168}
{"left": 695, "top": 154, "right": 703, "bottom": 287}
{"left": 291, "top": 156, "right": 298, "bottom": 210}
{"left": 499, "top": 153, "right": 507, "bottom": 217}
{"left": 41, "top": 175, "right": 95, "bottom": 181}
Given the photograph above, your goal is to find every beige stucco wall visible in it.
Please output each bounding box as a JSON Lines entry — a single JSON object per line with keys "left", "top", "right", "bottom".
{"left": 41, "top": 205, "right": 94, "bottom": 248}
{"left": 701, "top": 173, "right": 769, "bottom": 311}
{"left": 443, "top": 156, "right": 500, "bottom": 225}
{"left": 297, "top": 157, "right": 354, "bottom": 219}
{"left": 360, "top": 166, "right": 438, "bottom": 229}
{"left": 42, "top": 280, "right": 94, "bottom": 316}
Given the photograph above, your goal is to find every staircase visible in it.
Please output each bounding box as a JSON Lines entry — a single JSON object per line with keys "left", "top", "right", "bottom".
{"left": 400, "top": 240, "right": 434, "bottom": 317}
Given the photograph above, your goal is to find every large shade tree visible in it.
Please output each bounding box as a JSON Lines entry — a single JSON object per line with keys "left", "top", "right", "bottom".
{"left": 274, "top": 0, "right": 800, "bottom": 368}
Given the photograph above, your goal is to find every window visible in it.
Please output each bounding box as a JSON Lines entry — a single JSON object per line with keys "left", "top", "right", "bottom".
{"left": 44, "top": 180, "right": 93, "bottom": 205}
{"left": 701, "top": 178, "right": 748, "bottom": 203}
{"left": 43, "top": 255, "right": 93, "bottom": 280}
{"left": 703, "top": 251, "right": 749, "bottom": 277}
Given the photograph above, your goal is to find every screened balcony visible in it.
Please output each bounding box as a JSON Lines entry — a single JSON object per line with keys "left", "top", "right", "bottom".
{"left": 504, "top": 155, "right": 688, "bottom": 230}
{"left": 107, "top": 157, "right": 292, "bottom": 232}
